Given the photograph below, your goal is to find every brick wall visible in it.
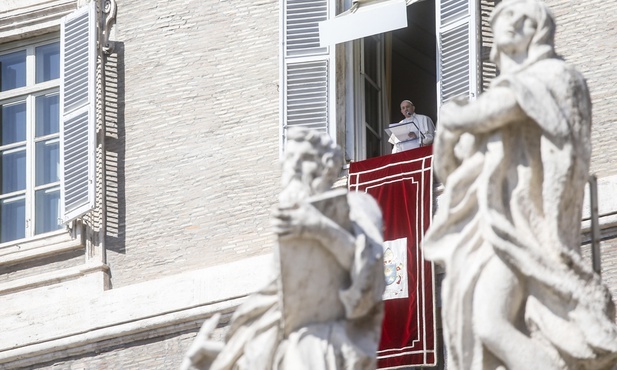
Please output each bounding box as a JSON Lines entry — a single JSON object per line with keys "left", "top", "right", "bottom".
{"left": 106, "top": 0, "right": 281, "bottom": 287}
{"left": 545, "top": 0, "right": 617, "bottom": 178}
{"left": 549, "top": 0, "right": 617, "bottom": 290}
{"left": 0, "top": 249, "right": 84, "bottom": 282}
{"left": 544, "top": 0, "right": 617, "bottom": 315}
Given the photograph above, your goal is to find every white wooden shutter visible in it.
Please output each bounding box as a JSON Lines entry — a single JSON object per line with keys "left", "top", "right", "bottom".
{"left": 436, "top": 0, "right": 479, "bottom": 109}
{"left": 280, "top": 0, "right": 335, "bottom": 156}
{"left": 60, "top": 2, "right": 96, "bottom": 223}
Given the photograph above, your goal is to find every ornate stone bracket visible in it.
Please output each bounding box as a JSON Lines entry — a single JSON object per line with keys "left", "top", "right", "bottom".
{"left": 101, "top": 0, "right": 117, "bottom": 54}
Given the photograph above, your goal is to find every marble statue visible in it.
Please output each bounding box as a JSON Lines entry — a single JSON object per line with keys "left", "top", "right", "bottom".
{"left": 181, "top": 128, "right": 385, "bottom": 370}
{"left": 423, "top": 0, "right": 617, "bottom": 369}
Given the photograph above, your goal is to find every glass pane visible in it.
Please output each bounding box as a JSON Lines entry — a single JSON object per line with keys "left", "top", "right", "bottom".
{"left": 364, "top": 36, "right": 378, "bottom": 83}
{"left": 1, "top": 196, "right": 25, "bottom": 243}
{"left": 35, "top": 139, "right": 60, "bottom": 186}
{"left": 35, "top": 187, "right": 61, "bottom": 235}
{"left": 36, "top": 42, "right": 60, "bottom": 83}
{"left": 365, "top": 83, "right": 379, "bottom": 132}
{"left": 366, "top": 127, "right": 380, "bottom": 159}
{"left": 35, "top": 94, "right": 60, "bottom": 137}
{"left": 1, "top": 148, "right": 26, "bottom": 194}
{"left": 1, "top": 101, "right": 27, "bottom": 145}
{"left": 0, "top": 50, "right": 26, "bottom": 91}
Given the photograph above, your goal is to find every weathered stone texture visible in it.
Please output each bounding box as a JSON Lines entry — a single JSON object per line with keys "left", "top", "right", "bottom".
{"left": 106, "top": 0, "right": 280, "bottom": 288}
{"left": 0, "top": 249, "right": 84, "bottom": 283}
{"left": 29, "top": 330, "right": 198, "bottom": 370}
{"left": 602, "top": 237, "right": 617, "bottom": 311}
{"left": 581, "top": 237, "right": 617, "bottom": 314}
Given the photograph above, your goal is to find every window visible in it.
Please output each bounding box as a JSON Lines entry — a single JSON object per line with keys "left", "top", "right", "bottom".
{"left": 283, "top": 0, "right": 480, "bottom": 161}
{"left": 346, "top": 1, "right": 438, "bottom": 160}
{"left": 0, "top": 39, "right": 62, "bottom": 244}
{"left": 0, "top": 1, "right": 97, "bottom": 249}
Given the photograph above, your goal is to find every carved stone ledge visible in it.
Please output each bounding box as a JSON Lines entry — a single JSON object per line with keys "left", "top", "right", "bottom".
{"left": 0, "top": 260, "right": 108, "bottom": 296}
{"left": 0, "top": 227, "right": 83, "bottom": 266}
{"left": 0, "top": 0, "right": 76, "bottom": 44}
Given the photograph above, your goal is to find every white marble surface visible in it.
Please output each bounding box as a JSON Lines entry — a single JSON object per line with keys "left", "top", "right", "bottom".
{"left": 423, "top": 0, "right": 617, "bottom": 369}
{"left": 183, "top": 129, "right": 385, "bottom": 370}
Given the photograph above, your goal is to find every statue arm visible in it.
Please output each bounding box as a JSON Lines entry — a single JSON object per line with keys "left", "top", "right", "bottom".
{"left": 440, "top": 87, "right": 527, "bottom": 135}
{"left": 273, "top": 203, "right": 355, "bottom": 270}
{"left": 180, "top": 313, "right": 224, "bottom": 370}
{"left": 433, "top": 127, "right": 462, "bottom": 181}
{"left": 310, "top": 209, "right": 356, "bottom": 270}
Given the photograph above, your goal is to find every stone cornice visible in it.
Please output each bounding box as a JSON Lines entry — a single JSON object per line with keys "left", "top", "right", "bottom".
{"left": 0, "top": 0, "right": 76, "bottom": 44}
{"left": 0, "top": 254, "right": 273, "bottom": 368}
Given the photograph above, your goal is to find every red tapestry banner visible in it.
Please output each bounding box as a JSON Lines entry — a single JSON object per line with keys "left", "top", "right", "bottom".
{"left": 348, "top": 146, "right": 436, "bottom": 369}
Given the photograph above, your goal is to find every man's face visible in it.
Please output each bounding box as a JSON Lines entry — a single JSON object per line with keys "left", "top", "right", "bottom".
{"left": 493, "top": 3, "right": 537, "bottom": 56}
{"left": 400, "top": 101, "right": 415, "bottom": 118}
{"left": 281, "top": 140, "right": 321, "bottom": 191}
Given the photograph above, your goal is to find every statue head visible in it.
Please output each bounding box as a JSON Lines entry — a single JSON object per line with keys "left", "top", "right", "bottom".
{"left": 280, "top": 128, "right": 343, "bottom": 203}
{"left": 490, "top": 0, "right": 556, "bottom": 70}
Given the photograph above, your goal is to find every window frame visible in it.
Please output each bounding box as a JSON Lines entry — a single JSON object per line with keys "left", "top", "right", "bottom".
{"left": 0, "top": 34, "right": 64, "bottom": 246}
{"left": 351, "top": 34, "right": 390, "bottom": 161}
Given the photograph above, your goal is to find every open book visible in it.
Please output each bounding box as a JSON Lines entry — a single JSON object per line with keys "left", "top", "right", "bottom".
{"left": 385, "top": 122, "right": 420, "bottom": 150}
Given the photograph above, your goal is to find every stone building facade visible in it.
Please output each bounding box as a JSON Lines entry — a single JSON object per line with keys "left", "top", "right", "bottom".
{"left": 0, "top": 0, "right": 279, "bottom": 368}
{"left": 0, "top": 0, "right": 615, "bottom": 369}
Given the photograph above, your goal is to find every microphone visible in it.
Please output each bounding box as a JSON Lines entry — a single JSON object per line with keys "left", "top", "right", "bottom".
{"left": 406, "top": 111, "right": 412, "bottom": 116}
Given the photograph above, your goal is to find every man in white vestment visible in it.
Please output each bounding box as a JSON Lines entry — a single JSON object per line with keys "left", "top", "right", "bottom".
{"left": 388, "top": 100, "right": 435, "bottom": 154}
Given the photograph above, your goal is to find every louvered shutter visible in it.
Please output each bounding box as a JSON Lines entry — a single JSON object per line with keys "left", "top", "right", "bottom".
{"left": 480, "top": 0, "right": 498, "bottom": 91}
{"left": 280, "top": 0, "right": 335, "bottom": 156}
{"left": 60, "top": 2, "right": 96, "bottom": 223}
{"left": 436, "top": 0, "right": 479, "bottom": 108}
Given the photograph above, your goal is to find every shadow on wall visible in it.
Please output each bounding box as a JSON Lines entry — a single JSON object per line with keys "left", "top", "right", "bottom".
{"left": 104, "top": 41, "right": 126, "bottom": 255}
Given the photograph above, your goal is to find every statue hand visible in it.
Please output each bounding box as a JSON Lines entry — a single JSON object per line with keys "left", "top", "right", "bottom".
{"left": 439, "top": 103, "right": 460, "bottom": 132}
{"left": 180, "top": 313, "right": 224, "bottom": 370}
{"left": 437, "top": 126, "right": 460, "bottom": 146}
{"left": 272, "top": 202, "right": 325, "bottom": 240}
{"left": 450, "top": 95, "right": 469, "bottom": 106}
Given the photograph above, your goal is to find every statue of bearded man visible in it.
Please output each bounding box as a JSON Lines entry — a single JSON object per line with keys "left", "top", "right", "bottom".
{"left": 182, "top": 128, "right": 385, "bottom": 370}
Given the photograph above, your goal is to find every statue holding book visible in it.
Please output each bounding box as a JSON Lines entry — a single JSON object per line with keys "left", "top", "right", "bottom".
{"left": 182, "top": 128, "right": 385, "bottom": 370}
